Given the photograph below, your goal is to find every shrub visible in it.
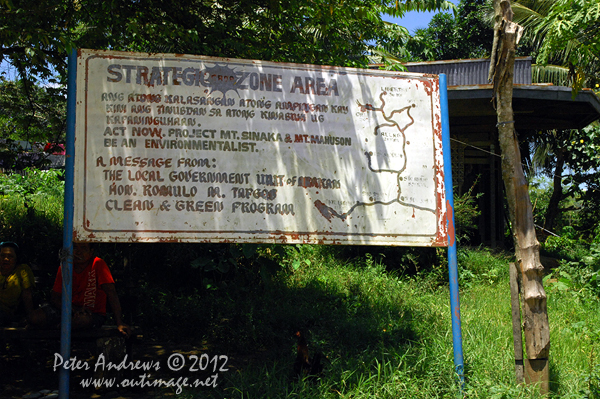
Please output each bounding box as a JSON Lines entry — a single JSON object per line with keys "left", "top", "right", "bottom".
{"left": 457, "top": 247, "right": 511, "bottom": 288}
{"left": 453, "top": 178, "right": 482, "bottom": 243}
{"left": 541, "top": 232, "right": 588, "bottom": 262}
{"left": 0, "top": 168, "right": 64, "bottom": 272}
{"left": 543, "top": 237, "right": 600, "bottom": 301}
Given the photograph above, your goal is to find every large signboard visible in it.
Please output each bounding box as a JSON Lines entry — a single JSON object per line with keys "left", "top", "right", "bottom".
{"left": 74, "top": 49, "right": 448, "bottom": 246}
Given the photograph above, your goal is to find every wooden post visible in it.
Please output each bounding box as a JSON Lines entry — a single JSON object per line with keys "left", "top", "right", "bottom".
{"left": 489, "top": 0, "right": 550, "bottom": 394}
{"left": 524, "top": 358, "right": 550, "bottom": 392}
{"left": 509, "top": 262, "right": 524, "bottom": 383}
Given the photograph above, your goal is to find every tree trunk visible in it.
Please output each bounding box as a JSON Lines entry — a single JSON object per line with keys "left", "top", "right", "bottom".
{"left": 489, "top": 0, "right": 550, "bottom": 393}
{"left": 544, "top": 147, "right": 565, "bottom": 232}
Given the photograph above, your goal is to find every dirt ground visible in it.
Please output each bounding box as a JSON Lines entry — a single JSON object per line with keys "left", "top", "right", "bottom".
{"left": 1, "top": 337, "right": 246, "bottom": 399}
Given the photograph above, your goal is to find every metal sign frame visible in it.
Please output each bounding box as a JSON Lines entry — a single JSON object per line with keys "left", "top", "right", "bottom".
{"left": 73, "top": 49, "right": 449, "bottom": 246}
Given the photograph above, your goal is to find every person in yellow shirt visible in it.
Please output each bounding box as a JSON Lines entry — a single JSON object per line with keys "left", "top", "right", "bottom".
{"left": 0, "top": 241, "right": 35, "bottom": 326}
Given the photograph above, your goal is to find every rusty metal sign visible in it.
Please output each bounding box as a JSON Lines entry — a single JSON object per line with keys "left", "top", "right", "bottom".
{"left": 73, "top": 49, "right": 448, "bottom": 245}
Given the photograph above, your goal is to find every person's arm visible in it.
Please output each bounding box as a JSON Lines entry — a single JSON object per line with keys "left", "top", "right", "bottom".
{"left": 19, "top": 265, "right": 36, "bottom": 316}
{"left": 102, "top": 283, "right": 130, "bottom": 337}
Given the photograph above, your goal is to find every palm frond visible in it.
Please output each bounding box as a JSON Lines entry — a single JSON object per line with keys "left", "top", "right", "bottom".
{"left": 531, "top": 138, "right": 554, "bottom": 172}
{"left": 531, "top": 64, "right": 570, "bottom": 86}
{"left": 371, "top": 46, "right": 409, "bottom": 65}
{"left": 512, "top": 0, "right": 559, "bottom": 47}
{"left": 383, "top": 0, "right": 455, "bottom": 18}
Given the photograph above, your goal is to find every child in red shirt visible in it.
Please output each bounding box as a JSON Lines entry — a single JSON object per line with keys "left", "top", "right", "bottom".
{"left": 30, "top": 243, "right": 130, "bottom": 337}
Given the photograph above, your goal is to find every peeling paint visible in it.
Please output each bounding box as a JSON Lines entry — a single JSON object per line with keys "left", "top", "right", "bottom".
{"left": 446, "top": 199, "right": 456, "bottom": 247}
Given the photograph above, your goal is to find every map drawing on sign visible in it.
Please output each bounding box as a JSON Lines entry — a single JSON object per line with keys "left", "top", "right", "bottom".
{"left": 73, "top": 49, "right": 448, "bottom": 246}
{"left": 314, "top": 91, "right": 436, "bottom": 222}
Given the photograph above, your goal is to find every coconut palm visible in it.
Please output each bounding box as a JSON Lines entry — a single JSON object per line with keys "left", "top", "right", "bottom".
{"left": 510, "top": 0, "right": 600, "bottom": 91}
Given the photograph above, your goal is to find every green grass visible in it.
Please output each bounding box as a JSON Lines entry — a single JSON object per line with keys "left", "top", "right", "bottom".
{"left": 3, "top": 169, "right": 599, "bottom": 397}
{"left": 161, "top": 246, "right": 600, "bottom": 398}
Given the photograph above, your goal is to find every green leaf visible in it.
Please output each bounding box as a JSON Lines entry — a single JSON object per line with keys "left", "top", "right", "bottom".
{"left": 217, "top": 260, "right": 230, "bottom": 273}
{"left": 229, "top": 244, "right": 242, "bottom": 259}
{"left": 242, "top": 244, "right": 257, "bottom": 258}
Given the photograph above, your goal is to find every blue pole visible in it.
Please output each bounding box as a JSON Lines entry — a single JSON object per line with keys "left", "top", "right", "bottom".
{"left": 59, "top": 48, "right": 77, "bottom": 399}
{"left": 439, "top": 73, "right": 465, "bottom": 390}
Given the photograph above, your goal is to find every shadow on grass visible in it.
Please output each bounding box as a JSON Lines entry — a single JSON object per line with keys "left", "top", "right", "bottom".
{"left": 161, "top": 263, "right": 452, "bottom": 398}
{"left": 549, "top": 358, "right": 561, "bottom": 396}
{"left": 4, "top": 244, "right": 453, "bottom": 399}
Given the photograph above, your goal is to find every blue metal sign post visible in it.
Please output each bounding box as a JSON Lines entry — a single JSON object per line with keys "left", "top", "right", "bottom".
{"left": 439, "top": 73, "right": 465, "bottom": 389}
{"left": 59, "top": 48, "right": 77, "bottom": 399}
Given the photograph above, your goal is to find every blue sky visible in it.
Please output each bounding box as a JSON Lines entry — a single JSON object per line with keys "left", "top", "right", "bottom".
{"left": 381, "top": 0, "right": 459, "bottom": 34}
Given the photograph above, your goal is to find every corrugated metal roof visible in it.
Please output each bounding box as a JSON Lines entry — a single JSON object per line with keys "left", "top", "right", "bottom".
{"left": 404, "top": 57, "right": 532, "bottom": 86}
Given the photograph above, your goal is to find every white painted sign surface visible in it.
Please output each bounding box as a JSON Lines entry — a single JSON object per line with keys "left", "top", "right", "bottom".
{"left": 74, "top": 49, "right": 448, "bottom": 246}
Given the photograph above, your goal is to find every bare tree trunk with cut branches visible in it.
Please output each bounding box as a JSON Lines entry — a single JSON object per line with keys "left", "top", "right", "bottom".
{"left": 544, "top": 146, "right": 565, "bottom": 232}
{"left": 489, "top": 0, "right": 550, "bottom": 393}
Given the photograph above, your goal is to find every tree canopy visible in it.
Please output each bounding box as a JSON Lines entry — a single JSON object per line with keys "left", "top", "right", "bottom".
{"left": 406, "top": 0, "right": 493, "bottom": 61}
{"left": 0, "top": 80, "right": 65, "bottom": 143}
{"left": 1, "top": 0, "right": 455, "bottom": 82}
{"left": 0, "top": 0, "right": 454, "bottom": 153}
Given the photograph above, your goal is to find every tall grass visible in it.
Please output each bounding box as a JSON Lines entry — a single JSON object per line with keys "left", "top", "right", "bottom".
{"left": 162, "top": 246, "right": 600, "bottom": 398}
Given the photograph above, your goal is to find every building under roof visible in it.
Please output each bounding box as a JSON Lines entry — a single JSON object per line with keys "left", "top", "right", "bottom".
{"left": 404, "top": 57, "right": 600, "bottom": 247}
